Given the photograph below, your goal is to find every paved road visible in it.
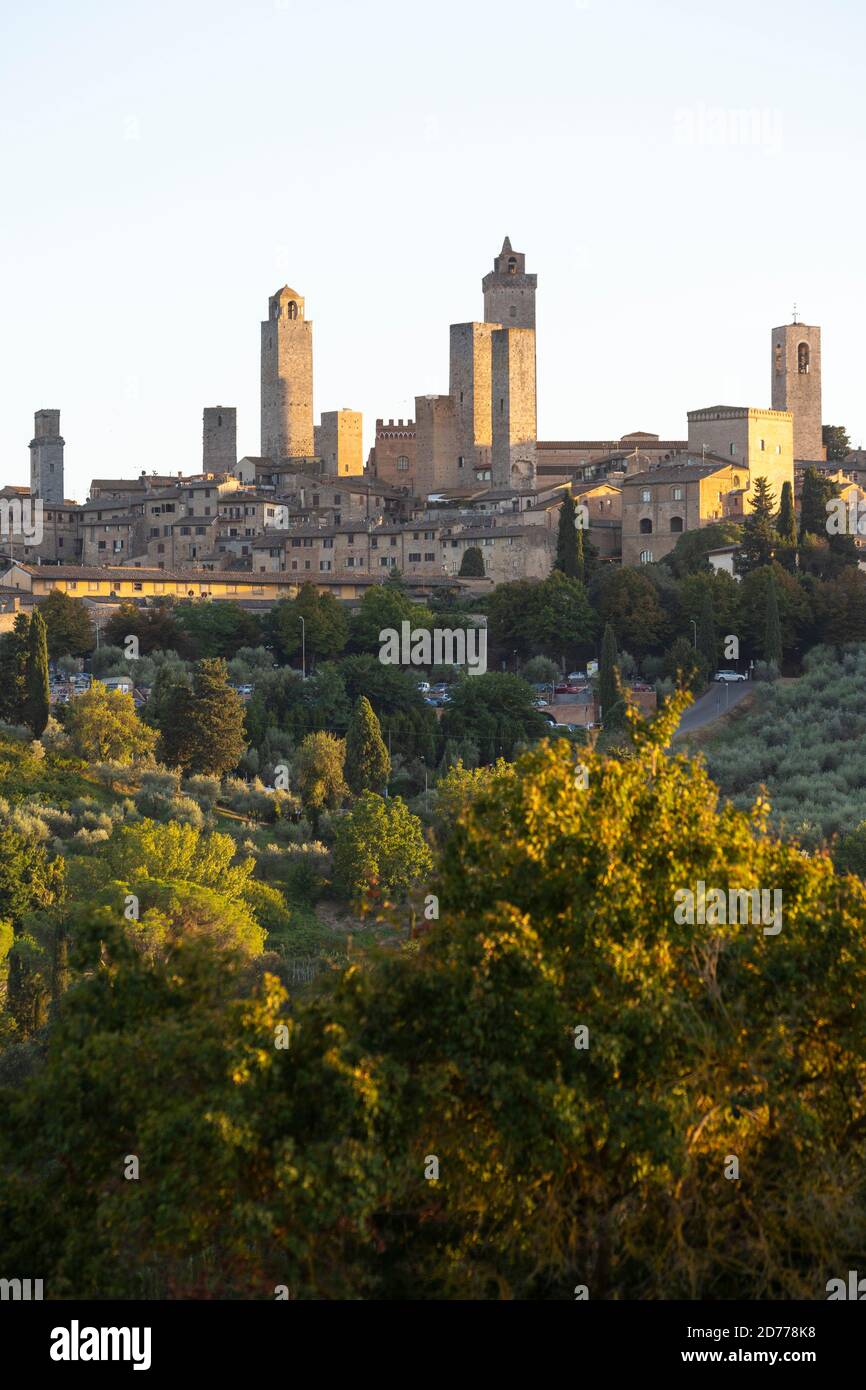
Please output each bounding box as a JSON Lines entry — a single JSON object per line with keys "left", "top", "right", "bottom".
{"left": 674, "top": 680, "right": 753, "bottom": 738}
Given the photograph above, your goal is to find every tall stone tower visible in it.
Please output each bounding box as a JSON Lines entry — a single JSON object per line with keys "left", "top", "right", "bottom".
{"left": 29, "top": 409, "right": 64, "bottom": 504}
{"left": 483, "top": 236, "right": 537, "bottom": 330}
{"left": 203, "top": 406, "right": 237, "bottom": 472}
{"left": 450, "top": 322, "right": 496, "bottom": 476}
{"left": 492, "top": 329, "right": 537, "bottom": 489}
{"left": 771, "top": 320, "right": 823, "bottom": 461}
{"left": 261, "top": 287, "right": 314, "bottom": 461}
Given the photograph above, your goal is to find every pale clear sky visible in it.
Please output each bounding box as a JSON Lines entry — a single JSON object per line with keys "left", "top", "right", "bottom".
{"left": 2, "top": 0, "right": 864, "bottom": 501}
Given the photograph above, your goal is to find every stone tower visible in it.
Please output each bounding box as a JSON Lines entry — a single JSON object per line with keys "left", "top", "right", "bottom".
{"left": 491, "top": 329, "right": 537, "bottom": 489}
{"left": 316, "top": 410, "right": 364, "bottom": 477}
{"left": 771, "top": 320, "right": 823, "bottom": 461}
{"left": 483, "top": 236, "right": 537, "bottom": 331}
{"left": 261, "top": 287, "right": 314, "bottom": 461}
{"left": 29, "top": 409, "right": 64, "bottom": 504}
{"left": 450, "top": 322, "right": 496, "bottom": 476}
{"left": 203, "top": 406, "right": 237, "bottom": 472}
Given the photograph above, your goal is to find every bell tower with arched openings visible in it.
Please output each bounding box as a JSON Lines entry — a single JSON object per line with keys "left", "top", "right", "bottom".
{"left": 261, "top": 286, "right": 314, "bottom": 461}
{"left": 771, "top": 317, "right": 823, "bottom": 462}
{"left": 483, "top": 236, "right": 537, "bottom": 330}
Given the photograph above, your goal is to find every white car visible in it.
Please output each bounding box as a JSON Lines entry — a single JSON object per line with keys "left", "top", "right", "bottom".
{"left": 714, "top": 670, "right": 747, "bottom": 683}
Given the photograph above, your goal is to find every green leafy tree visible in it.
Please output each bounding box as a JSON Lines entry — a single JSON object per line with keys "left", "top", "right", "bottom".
{"left": 333, "top": 791, "right": 432, "bottom": 904}
{"left": 174, "top": 601, "right": 263, "bottom": 659}
{"left": 23, "top": 609, "right": 50, "bottom": 737}
{"left": 293, "top": 731, "right": 348, "bottom": 825}
{"left": 66, "top": 684, "right": 158, "bottom": 764}
{"left": 160, "top": 659, "right": 247, "bottom": 776}
{"left": 345, "top": 695, "right": 391, "bottom": 795}
{"left": 487, "top": 572, "right": 596, "bottom": 664}
{"left": 440, "top": 673, "right": 548, "bottom": 763}
{"left": 735, "top": 563, "right": 810, "bottom": 663}
{"left": 664, "top": 522, "right": 743, "bottom": 579}
{"left": 37, "top": 590, "right": 94, "bottom": 659}
{"left": 265, "top": 585, "right": 348, "bottom": 666}
{"left": 823, "top": 424, "right": 851, "bottom": 462}
{"left": 348, "top": 584, "right": 434, "bottom": 655}
{"left": 590, "top": 566, "right": 669, "bottom": 657}
{"left": 554, "top": 493, "right": 579, "bottom": 578}
{"left": 459, "top": 546, "right": 485, "bottom": 578}
{"left": 104, "top": 601, "right": 182, "bottom": 656}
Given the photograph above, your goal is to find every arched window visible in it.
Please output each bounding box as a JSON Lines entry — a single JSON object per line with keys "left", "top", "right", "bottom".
{"left": 639, "top": 518, "right": 653, "bottom": 535}
{"left": 798, "top": 341, "right": 810, "bottom": 374}
{"left": 287, "top": 300, "right": 299, "bottom": 321}
{"left": 507, "top": 257, "right": 517, "bottom": 274}
{"left": 670, "top": 516, "right": 684, "bottom": 533}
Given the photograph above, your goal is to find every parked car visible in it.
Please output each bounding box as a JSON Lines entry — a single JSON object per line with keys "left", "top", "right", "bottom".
{"left": 713, "top": 670, "right": 747, "bottom": 683}
{"left": 567, "top": 671, "right": 588, "bottom": 683}
{"left": 541, "top": 712, "right": 558, "bottom": 726}
{"left": 554, "top": 682, "right": 582, "bottom": 696}
{"left": 417, "top": 681, "right": 431, "bottom": 694}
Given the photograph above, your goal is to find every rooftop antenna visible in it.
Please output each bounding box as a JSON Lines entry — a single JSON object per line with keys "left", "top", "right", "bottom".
{"left": 792, "top": 302, "right": 799, "bottom": 324}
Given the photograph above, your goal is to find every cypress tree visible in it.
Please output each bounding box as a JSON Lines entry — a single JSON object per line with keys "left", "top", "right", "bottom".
{"left": 345, "top": 695, "right": 391, "bottom": 795}
{"left": 575, "top": 526, "right": 585, "bottom": 585}
{"left": 0, "top": 612, "right": 31, "bottom": 724}
{"left": 799, "top": 466, "right": 836, "bottom": 539}
{"left": 459, "top": 547, "right": 485, "bottom": 578}
{"left": 24, "top": 609, "right": 50, "bottom": 737}
{"left": 598, "top": 623, "right": 622, "bottom": 728}
{"left": 696, "top": 587, "right": 716, "bottom": 675}
{"left": 777, "top": 480, "right": 797, "bottom": 548}
{"left": 554, "top": 493, "right": 579, "bottom": 578}
{"left": 764, "top": 572, "right": 783, "bottom": 669}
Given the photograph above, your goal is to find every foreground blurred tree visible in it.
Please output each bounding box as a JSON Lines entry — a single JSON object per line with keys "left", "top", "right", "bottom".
{"left": 6, "top": 704, "right": 866, "bottom": 1297}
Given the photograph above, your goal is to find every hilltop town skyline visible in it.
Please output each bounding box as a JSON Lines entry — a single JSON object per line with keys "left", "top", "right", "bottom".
{"left": 3, "top": 0, "right": 866, "bottom": 498}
